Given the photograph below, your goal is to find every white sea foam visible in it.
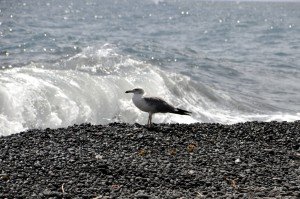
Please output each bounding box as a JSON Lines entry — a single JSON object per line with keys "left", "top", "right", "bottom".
{"left": 0, "top": 45, "right": 299, "bottom": 136}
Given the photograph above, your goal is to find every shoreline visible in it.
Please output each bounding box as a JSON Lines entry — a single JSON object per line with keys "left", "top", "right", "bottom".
{"left": 1, "top": 121, "right": 299, "bottom": 198}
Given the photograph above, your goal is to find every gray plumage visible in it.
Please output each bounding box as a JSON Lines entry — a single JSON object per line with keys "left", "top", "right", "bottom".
{"left": 143, "top": 97, "right": 175, "bottom": 113}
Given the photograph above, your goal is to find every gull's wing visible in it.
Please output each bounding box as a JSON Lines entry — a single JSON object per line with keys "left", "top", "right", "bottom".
{"left": 143, "top": 97, "right": 176, "bottom": 113}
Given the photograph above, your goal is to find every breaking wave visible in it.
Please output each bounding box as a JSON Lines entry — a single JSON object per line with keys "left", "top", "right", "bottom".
{"left": 0, "top": 44, "right": 299, "bottom": 136}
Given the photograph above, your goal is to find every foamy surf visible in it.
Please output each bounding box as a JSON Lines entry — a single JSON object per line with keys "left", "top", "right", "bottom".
{"left": 0, "top": 45, "right": 299, "bottom": 136}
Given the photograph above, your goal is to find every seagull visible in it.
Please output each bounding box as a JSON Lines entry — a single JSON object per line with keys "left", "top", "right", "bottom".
{"left": 125, "top": 88, "right": 191, "bottom": 128}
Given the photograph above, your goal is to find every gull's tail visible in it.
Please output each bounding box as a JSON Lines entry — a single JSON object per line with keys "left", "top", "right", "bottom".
{"left": 173, "top": 108, "right": 192, "bottom": 115}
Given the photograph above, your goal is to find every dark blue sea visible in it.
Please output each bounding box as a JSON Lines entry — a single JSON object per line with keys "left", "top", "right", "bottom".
{"left": 0, "top": 0, "right": 299, "bottom": 135}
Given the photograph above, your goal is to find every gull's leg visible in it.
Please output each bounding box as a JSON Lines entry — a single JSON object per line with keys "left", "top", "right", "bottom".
{"left": 147, "top": 114, "right": 150, "bottom": 127}
{"left": 148, "top": 113, "right": 153, "bottom": 128}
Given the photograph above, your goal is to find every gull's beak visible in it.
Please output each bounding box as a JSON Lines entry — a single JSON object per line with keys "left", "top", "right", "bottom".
{"left": 125, "top": 90, "right": 133, "bottom": 93}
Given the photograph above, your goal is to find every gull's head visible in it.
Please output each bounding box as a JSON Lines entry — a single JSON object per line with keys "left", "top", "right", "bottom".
{"left": 125, "top": 88, "right": 145, "bottom": 95}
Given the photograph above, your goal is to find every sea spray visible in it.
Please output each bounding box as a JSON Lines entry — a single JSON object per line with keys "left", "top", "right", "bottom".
{"left": 1, "top": 45, "right": 299, "bottom": 136}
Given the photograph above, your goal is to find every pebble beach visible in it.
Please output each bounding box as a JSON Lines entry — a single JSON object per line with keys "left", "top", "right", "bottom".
{"left": 1, "top": 121, "right": 299, "bottom": 198}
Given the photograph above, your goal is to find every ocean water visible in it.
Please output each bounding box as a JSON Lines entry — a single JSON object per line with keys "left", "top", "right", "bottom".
{"left": 0, "top": 0, "right": 299, "bottom": 136}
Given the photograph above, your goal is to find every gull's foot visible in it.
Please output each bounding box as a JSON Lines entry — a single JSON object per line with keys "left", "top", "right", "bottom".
{"left": 145, "top": 124, "right": 157, "bottom": 131}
